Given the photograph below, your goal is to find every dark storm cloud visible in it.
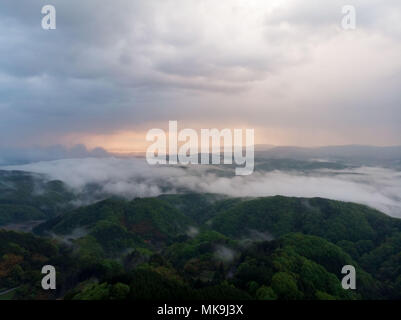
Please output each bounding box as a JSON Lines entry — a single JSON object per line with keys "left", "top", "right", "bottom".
{"left": 0, "top": 0, "right": 401, "bottom": 147}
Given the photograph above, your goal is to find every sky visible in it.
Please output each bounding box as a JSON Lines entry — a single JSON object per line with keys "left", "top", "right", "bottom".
{"left": 1, "top": 0, "right": 401, "bottom": 152}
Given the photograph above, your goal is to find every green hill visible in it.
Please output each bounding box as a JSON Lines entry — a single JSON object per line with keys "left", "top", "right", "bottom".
{"left": 1, "top": 194, "right": 400, "bottom": 300}
{"left": 34, "top": 197, "right": 194, "bottom": 255}
{"left": 0, "top": 170, "right": 75, "bottom": 226}
{"left": 211, "top": 196, "right": 401, "bottom": 243}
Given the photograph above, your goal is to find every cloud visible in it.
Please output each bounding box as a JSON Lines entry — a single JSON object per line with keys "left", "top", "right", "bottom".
{"left": 0, "top": 0, "right": 401, "bottom": 146}
{"left": 3, "top": 157, "right": 401, "bottom": 217}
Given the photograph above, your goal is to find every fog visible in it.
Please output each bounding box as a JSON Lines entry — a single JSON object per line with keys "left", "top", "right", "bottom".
{"left": 3, "top": 157, "right": 401, "bottom": 218}
{"left": 214, "top": 245, "right": 236, "bottom": 264}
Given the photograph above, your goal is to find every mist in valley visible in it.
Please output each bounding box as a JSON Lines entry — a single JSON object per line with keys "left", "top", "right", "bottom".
{"left": 3, "top": 155, "right": 401, "bottom": 218}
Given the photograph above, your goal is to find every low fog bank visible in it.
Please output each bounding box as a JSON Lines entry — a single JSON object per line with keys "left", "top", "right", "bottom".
{"left": 3, "top": 157, "right": 401, "bottom": 218}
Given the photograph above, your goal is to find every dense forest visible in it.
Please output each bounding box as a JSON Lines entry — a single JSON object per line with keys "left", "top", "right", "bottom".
{"left": 0, "top": 170, "right": 75, "bottom": 226}
{"left": 1, "top": 192, "right": 401, "bottom": 300}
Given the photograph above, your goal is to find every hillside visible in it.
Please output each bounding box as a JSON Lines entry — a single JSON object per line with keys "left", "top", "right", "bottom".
{"left": 0, "top": 194, "right": 391, "bottom": 300}
{"left": 0, "top": 170, "right": 75, "bottom": 226}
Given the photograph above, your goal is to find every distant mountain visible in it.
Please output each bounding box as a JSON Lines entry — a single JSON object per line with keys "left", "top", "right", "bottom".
{"left": 254, "top": 158, "right": 350, "bottom": 171}
{"left": 253, "top": 144, "right": 276, "bottom": 151}
{"left": 255, "top": 145, "right": 401, "bottom": 168}
{"left": 0, "top": 144, "right": 110, "bottom": 166}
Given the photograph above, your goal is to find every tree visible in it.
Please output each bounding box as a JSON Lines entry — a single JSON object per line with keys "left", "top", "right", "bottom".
{"left": 271, "top": 272, "right": 302, "bottom": 300}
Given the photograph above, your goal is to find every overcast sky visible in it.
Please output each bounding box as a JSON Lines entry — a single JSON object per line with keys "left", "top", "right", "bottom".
{"left": 1, "top": 0, "right": 401, "bottom": 152}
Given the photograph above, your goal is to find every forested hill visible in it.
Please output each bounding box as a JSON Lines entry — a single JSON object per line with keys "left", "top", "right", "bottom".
{"left": 1, "top": 194, "right": 401, "bottom": 300}
{"left": 0, "top": 170, "right": 75, "bottom": 226}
